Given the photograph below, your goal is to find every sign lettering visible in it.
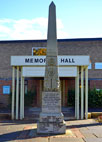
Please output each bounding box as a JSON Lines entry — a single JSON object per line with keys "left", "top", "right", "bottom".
{"left": 61, "top": 58, "right": 75, "bottom": 63}
{"left": 11, "top": 55, "right": 90, "bottom": 66}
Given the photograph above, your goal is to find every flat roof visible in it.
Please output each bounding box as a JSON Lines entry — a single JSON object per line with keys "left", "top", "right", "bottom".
{"left": 0, "top": 37, "right": 102, "bottom": 43}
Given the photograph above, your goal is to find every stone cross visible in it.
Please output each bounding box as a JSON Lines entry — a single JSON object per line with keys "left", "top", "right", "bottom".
{"left": 37, "top": 1, "right": 66, "bottom": 134}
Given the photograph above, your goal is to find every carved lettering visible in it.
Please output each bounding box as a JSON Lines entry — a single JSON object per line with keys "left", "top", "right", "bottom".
{"left": 42, "top": 92, "right": 61, "bottom": 113}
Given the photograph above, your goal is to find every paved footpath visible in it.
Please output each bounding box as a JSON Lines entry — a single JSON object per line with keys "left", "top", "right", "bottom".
{"left": 0, "top": 119, "right": 102, "bottom": 142}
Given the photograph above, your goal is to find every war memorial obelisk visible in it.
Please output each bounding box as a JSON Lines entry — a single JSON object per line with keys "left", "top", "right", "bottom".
{"left": 37, "top": 2, "right": 66, "bottom": 134}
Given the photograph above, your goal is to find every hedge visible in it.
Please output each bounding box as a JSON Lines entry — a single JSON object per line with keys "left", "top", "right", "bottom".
{"left": 68, "top": 88, "right": 102, "bottom": 108}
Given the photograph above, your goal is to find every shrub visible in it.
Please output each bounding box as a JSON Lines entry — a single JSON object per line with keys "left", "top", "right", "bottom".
{"left": 68, "top": 89, "right": 75, "bottom": 107}
{"left": 68, "top": 88, "right": 102, "bottom": 108}
{"left": 9, "top": 89, "right": 36, "bottom": 107}
{"left": 24, "top": 90, "right": 36, "bottom": 106}
{"left": 88, "top": 88, "right": 102, "bottom": 108}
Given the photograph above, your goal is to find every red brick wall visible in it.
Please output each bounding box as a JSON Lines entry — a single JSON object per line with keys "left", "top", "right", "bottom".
{"left": 27, "top": 78, "right": 41, "bottom": 107}
{"left": 68, "top": 79, "right": 75, "bottom": 90}
{"left": 28, "top": 79, "right": 36, "bottom": 91}
{"left": 0, "top": 95, "right": 9, "bottom": 107}
{"left": 66, "top": 79, "right": 102, "bottom": 90}
{"left": 89, "top": 80, "right": 102, "bottom": 89}
{"left": 0, "top": 79, "right": 12, "bottom": 107}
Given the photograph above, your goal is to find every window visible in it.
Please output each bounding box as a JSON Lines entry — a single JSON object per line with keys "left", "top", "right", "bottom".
{"left": 25, "top": 80, "right": 28, "bottom": 95}
{"left": 95, "top": 63, "right": 102, "bottom": 69}
{"left": 32, "top": 47, "right": 46, "bottom": 56}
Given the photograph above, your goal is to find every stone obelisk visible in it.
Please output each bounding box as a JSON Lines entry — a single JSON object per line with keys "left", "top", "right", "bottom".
{"left": 37, "top": 2, "right": 66, "bottom": 134}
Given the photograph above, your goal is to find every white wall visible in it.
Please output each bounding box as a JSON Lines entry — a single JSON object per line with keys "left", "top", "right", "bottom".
{"left": 22, "top": 67, "right": 77, "bottom": 77}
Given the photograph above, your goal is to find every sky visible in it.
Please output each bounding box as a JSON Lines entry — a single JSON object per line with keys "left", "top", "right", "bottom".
{"left": 0, "top": 0, "right": 102, "bottom": 40}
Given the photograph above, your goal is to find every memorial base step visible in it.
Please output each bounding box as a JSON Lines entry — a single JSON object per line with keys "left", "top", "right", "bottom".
{"left": 39, "top": 112, "right": 64, "bottom": 122}
{"left": 37, "top": 120, "right": 66, "bottom": 134}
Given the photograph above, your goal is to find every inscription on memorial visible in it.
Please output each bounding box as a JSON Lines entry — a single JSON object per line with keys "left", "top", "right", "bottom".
{"left": 42, "top": 92, "right": 61, "bottom": 113}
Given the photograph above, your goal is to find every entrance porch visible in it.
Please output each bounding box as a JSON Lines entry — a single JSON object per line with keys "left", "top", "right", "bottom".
{"left": 11, "top": 55, "right": 90, "bottom": 120}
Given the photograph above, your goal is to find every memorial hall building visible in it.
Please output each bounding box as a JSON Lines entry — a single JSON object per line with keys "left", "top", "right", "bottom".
{"left": 0, "top": 37, "right": 102, "bottom": 108}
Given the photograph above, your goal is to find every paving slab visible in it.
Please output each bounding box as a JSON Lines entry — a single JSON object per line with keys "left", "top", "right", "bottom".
{"left": 14, "top": 138, "right": 48, "bottom": 142}
{"left": 93, "top": 132, "right": 102, "bottom": 138}
{"left": 50, "top": 137, "right": 84, "bottom": 142}
{"left": 87, "top": 129, "right": 102, "bottom": 136}
{"left": 27, "top": 138, "right": 48, "bottom": 142}
{"left": 80, "top": 130, "right": 92, "bottom": 133}
{"left": 87, "top": 127, "right": 102, "bottom": 131}
{"left": 87, "top": 125, "right": 102, "bottom": 129}
{"left": 80, "top": 129, "right": 97, "bottom": 138}
{"left": 81, "top": 132, "right": 96, "bottom": 138}
{"left": 72, "top": 128, "right": 84, "bottom": 138}
{"left": 84, "top": 138, "right": 102, "bottom": 142}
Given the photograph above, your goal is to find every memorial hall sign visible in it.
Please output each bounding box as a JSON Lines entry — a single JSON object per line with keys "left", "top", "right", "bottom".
{"left": 11, "top": 55, "right": 90, "bottom": 66}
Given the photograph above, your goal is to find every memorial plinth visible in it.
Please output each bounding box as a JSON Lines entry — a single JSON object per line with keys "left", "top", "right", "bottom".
{"left": 37, "top": 2, "right": 66, "bottom": 134}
